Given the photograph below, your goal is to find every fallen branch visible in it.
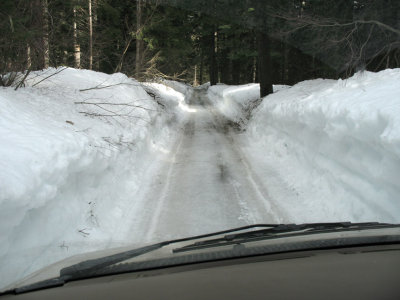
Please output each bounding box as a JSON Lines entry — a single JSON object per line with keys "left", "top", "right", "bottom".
{"left": 79, "top": 111, "right": 150, "bottom": 123}
{"left": 75, "top": 101, "right": 157, "bottom": 112}
{"left": 32, "top": 67, "right": 67, "bottom": 87}
{"left": 77, "top": 228, "right": 90, "bottom": 237}
{"left": 79, "top": 82, "right": 140, "bottom": 92}
{"left": 14, "top": 69, "right": 31, "bottom": 90}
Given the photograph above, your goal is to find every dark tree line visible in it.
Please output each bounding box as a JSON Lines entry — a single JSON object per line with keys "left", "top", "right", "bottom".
{"left": 1, "top": 0, "right": 399, "bottom": 97}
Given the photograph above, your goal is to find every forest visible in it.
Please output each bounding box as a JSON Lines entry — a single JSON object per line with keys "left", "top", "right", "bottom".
{"left": 1, "top": 0, "right": 399, "bottom": 96}
{"left": 1, "top": 1, "right": 400, "bottom": 293}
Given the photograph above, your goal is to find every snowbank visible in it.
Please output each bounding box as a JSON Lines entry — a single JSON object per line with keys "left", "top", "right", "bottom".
{"left": 157, "top": 79, "right": 194, "bottom": 103}
{"left": 243, "top": 69, "right": 400, "bottom": 223}
{"left": 207, "top": 83, "right": 289, "bottom": 126}
{"left": 0, "top": 68, "right": 190, "bottom": 289}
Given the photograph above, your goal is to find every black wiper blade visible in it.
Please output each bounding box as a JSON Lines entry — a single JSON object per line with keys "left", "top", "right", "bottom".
{"left": 0, "top": 243, "right": 164, "bottom": 296}
{"left": 61, "top": 224, "right": 280, "bottom": 280}
{"left": 5, "top": 222, "right": 397, "bottom": 295}
{"left": 4, "top": 224, "right": 279, "bottom": 295}
{"left": 60, "top": 243, "right": 163, "bottom": 279}
{"left": 173, "top": 222, "right": 399, "bottom": 253}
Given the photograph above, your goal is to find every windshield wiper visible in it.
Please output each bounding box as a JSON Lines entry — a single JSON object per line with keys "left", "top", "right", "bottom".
{"left": 4, "top": 224, "right": 280, "bottom": 295}
{"left": 4, "top": 222, "right": 399, "bottom": 295}
{"left": 60, "top": 224, "right": 280, "bottom": 280}
{"left": 173, "top": 222, "right": 399, "bottom": 253}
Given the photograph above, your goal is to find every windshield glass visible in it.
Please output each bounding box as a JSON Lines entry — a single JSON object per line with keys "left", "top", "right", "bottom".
{"left": 0, "top": 0, "right": 399, "bottom": 290}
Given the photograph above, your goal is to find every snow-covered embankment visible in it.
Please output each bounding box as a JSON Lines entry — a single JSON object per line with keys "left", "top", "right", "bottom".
{"left": 210, "top": 69, "right": 400, "bottom": 223}
{"left": 0, "top": 68, "right": 190, "bottom": 288}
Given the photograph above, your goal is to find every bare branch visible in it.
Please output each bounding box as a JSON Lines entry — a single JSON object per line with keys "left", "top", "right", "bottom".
{"left": 14, "top": 69, "right": 31, "bottom": 90}
{"left": 79, "top": 82, "right": 140, "bottom": 92}
{"left": 74, "top": 101, "right": 157, "bottom": 111}
{"left": 31, "top": 67, "right": 67, "bottom": 87}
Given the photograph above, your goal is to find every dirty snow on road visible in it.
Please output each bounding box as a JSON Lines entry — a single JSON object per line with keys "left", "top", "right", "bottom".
{"left": 1, "top": 68, "right": 399, "bottom": 290}
{"left": 128, "top": 88, "right": 285, "bottom": 243}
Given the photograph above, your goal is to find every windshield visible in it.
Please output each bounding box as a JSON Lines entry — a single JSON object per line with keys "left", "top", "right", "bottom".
{"left": 0, "top": 0, "right": 399, "bottom": 291}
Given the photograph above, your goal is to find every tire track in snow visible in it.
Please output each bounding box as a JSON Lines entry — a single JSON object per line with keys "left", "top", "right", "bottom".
{"left": 209, "top": 107, "right": 289, "bottom": 224}
{"left": 134, "top": 88, "right": 286, "bottom": 243}
{"left": 144, "top": 130, "right": 186, "bottom": 243}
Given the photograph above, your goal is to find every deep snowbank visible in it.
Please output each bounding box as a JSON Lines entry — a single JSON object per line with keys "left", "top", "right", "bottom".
{"left": 242, "top": 69, "right": 400, "bottom": 223}
{"left": 207, "top": 83, "right": 288, "bottom": 126}
{"left": 0, "top": 68, "right": 190, "bottom": 289}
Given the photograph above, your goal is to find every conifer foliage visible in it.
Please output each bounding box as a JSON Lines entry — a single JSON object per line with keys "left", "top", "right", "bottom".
{"left": 1, "top": 0, "right": 398, "bottom": 95}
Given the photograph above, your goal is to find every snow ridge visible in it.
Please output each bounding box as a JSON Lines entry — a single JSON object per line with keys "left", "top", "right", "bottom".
{"left": 0, "top": 68, "right": 190, "bottom": 289}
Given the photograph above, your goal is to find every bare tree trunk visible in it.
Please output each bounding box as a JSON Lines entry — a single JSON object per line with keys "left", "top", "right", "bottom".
{"left": 199, "top": 48, "right": 204, "bottom": 85}
{"left": 193, "top": 65, "right": 198, "bottom": 86}
{"left": 27, "top": 44, "right": 32, "bottom": 69}
{"left": 209, "top": 29, "right": 218, "bottom": 86}
{"left": 252, "top": 56, "right": 257, "bottom": 83}
{"left": 93, "top": 0, "right": 99, "bottom": 69}
{"left": 283, "top": 39, "right": 289, "bottom": 84}
{"left": 257, "top": 30, "right": 273, "bottom": 98}
{"left": 88, "top": 0, "right": 93, "bottom": 70}
{"left": 135, "top": 0, "right": 144, "bottom": 79}
{"left": 42, "top": 0, "right": 49, "bottom": 68}
{"left": 73, "top": 7, "right": 81, "bottom": 68}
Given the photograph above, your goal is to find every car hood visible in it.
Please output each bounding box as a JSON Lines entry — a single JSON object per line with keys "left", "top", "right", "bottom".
{"left": 3, "top": 225, "right": 400, "bottom": 293}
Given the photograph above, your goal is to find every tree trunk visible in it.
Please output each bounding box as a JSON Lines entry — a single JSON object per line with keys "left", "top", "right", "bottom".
{"left": 27, "top": 44, "right": 32, "bottom": 69}
{"left": 42, "top": 0, "right": 49, "bottom": 68}
{"left": 252, "top": 33, "right": 257, "bottom": 83}
{"left": 219, "top": 33, "right": 230, "bottom": 84}
{"left": 231, "top": 59, "right": 240, "bottom": 85}
{"left": 73, "top": 7, "right": 81, "bottom": 68}
{"left": 135, "top": 0, "right": 144, "bottom": 79}
{"left": 193, "top": 65, "right": 198, "bottom": 86}
{"left": 257, "top": 30, "right": 273, "bottom": 98}
{"left": 93, "top": 0, "right": 99, "bottom": 69}
{"left": 283, "top": 40, "right": 289, "bottom": 84}
{"left": 199, "top": 48, "right": 204, "bottom": 85}
{"left": 209, "top": 29, "right": 218, "bottom": 86}
{"left": 88, "top": 0, "right": 93, "bottom": 70}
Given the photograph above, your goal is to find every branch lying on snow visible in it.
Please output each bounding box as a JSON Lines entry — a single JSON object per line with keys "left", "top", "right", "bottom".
{"left": 141, "top": 85, "right": 166, "bottom": 109}
{"left": 79, "top": 82, "right": 140, "bottom": 92}
{"left": 31, "top": 67, "right": 68, "bottom": 87}
{"left": 14, "top": 69, "right": 31, "bottom": 90}
{"left": 74, "top": 101, "right": 157, "bottom": 112}
{"left": 59, "top": 241, "right": 69, "bottom": 251}
{"left": 79, "top": 111, "right": 150, "bottom": 123}
{"left": 77, "top": 228, "right": 90, "bottom": 237}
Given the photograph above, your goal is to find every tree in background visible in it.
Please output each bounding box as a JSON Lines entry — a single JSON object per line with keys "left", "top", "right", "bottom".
{"left": 0, "top": 0, "right": 398, "bottom": 89}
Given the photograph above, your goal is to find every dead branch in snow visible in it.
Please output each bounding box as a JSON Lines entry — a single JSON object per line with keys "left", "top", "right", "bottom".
{"left": 14, "top": 69, "right": 31, "bottom": 90}
{"left": 59, "top": 241, "right": 69, "bottom": 251}
{"left": 74, "top": 101, "right": 157, "bottom": 112}
{"left": 79, "top": 111, "right": 150, "bottom": 123}
{"left": 31, "top": 67, "right": 67, "bottom": 87}
{"left": 77, "top": 228, "right": 90, "bottom": 237}
{"left": 79, "top": 82, "right": 140, "bottom": 92}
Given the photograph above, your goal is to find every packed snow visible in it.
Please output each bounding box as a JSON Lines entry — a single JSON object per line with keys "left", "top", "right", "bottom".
{"left": 207, "top": 83, "right": 289, "bottom": 127}
{"left": 1, "top": 67, "right": 399, "bottom": 290}
{"left": 212, "top": 69, "right": 400, "bottom": 223}
{"left": 0, "top": 68, "right": 189, "bottom": 289}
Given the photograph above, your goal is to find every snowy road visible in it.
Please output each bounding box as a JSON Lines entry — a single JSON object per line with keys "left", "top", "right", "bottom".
{"left": 130, "top": 88, "right": 283, "bottom": 243}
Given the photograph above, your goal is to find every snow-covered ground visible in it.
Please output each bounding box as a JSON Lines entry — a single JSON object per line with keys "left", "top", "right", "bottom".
{"left": 212, "top": 69, "right": 400, "bottom": 223}
{"left": 1, "top": 67, "right": 399, "bottom": 290}
{"left": 207, "top": 83, "right": 289, "bottom": 127}
{"left": 0, "top": 68, "right": 190, "bottom": 289}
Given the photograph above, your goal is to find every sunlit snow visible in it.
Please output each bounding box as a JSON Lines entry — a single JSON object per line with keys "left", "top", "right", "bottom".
{"left": 0, "top": 67, "right": 399, "bottom": 290}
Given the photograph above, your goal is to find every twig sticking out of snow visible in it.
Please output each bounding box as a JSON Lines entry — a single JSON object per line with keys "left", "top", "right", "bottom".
{"left": 77, "top": 229, "right": 90, "bottom": 237}
{"left": 75, "top": 101, "right": 157, "bottom": 112}
{"left": 31, "top": 67, "right": 68, "bottom": 87}
{"left": 79, "top": 82, "right": 140, "bottom": 92}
